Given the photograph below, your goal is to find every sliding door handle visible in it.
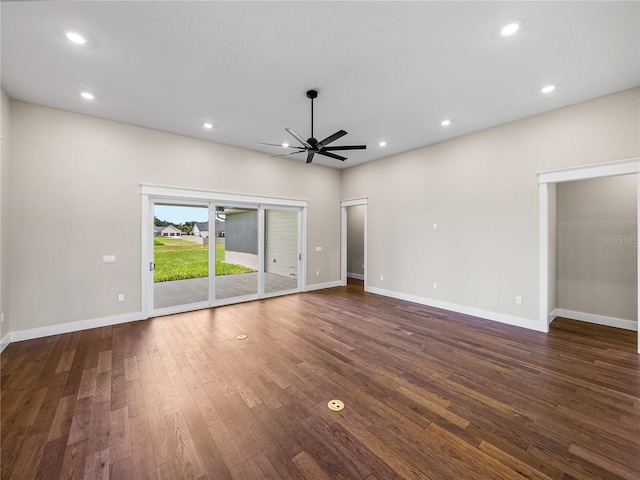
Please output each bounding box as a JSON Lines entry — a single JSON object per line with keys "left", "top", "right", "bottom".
{"left": 150, "top": 262, "right": 156, "bottom": 271}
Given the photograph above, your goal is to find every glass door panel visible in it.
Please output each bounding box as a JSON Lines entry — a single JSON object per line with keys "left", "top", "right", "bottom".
{"left": 214, "top": 205, "right": 259, "bottom": 302}
{"left": 153, "top": 203, "right": 209, "bottom": 310}
{"left": 264, "top": 209, "right": 300, "bottom": 295}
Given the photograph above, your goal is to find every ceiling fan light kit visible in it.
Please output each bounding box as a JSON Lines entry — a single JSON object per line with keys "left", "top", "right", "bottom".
{"left": 259, "top": 89, "right": 366, "bottom": 164}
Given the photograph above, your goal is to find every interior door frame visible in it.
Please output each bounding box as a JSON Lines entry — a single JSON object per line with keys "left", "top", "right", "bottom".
{"left": 340, "top": 197, "right": 368, "bottom": 288}
{"left": 538, "top": 157, "right": 640, "bottom": 354}
{"left": 141, "top": 184, "right": 307, "bottom": 319}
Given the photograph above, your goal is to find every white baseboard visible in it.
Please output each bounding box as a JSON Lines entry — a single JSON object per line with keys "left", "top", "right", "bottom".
{"left": 304, "top": 280, "right": 342, "bottom": 292}
{"left": 0, "top": 333, "right": 10, "bottom": 353}
{"left": 8, "top": 311, "right": 146, "bottom": 344}
{"left": 365, "top": 286, "right": 544, "bottom": 332}
{"left": 551, "top": 308, "right": 638, "bottom": 331}
{"left": 347, "top": 273, "right": 365, "bottom": 280}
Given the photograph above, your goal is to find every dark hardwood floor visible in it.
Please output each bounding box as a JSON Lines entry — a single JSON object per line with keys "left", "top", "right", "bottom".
{"left": 2, "top": 279, "right": 639, "bottom": 479}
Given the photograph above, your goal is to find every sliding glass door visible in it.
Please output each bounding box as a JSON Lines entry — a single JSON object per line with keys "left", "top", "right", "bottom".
{"left": 152, "top": 203, "right": 209, "bottom": 311}
{"left": 144, "top": 188, "right": 305, "bottom": 317}
{"left": 264, "top": 208, "right": 300, "bottom": 296}
{"left": 214, "top": 205, "right": 259, "bottom": 303}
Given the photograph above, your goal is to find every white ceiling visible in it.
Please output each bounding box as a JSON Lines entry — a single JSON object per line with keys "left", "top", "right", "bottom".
{"left": 2, "top": 1, "right": 639, "bottom": 169}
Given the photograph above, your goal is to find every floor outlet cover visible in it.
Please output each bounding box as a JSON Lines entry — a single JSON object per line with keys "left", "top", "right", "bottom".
{"left": 236, "top": 334, "right": 248, "bottom": 340}
{"left": 328, "top": 399, "right": 344, "bottom": 411}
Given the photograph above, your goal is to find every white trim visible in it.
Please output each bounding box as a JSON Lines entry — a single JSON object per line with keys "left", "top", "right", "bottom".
{"left": 347, "top": 273, "right": 365, "bottom": 280}
{"left": 1, "top": 333, "right": 10, "bottom": 352}
{"left": 304, "top": 281, "right": 342, "bottom": 292}
{"left": 340, "top": 206, "right": 347, "bottom": 286}
{"left": 300, "top": 207, "right": 307, "bottom": 291}
{"left": 552, "top": 309, "right": 638, "bottom": 332}
{"left": 9, "top": 311, "right": 145, "bottom": 343}
{"left": 538, "top": 157, "right": 640, "bottom": 184}
{"left": 366, "top": 286, "right": 544, "bottom": 332}
{"left": 341, "top": 197, "right": 369, "bottom": 207}
{"left": 214, "top": 293, "right": 260, "bottom": 307}
{"left": 151, "top": 301, "right": 210, "bottom": 317}
{"left": 141, "top": 184, "right": 307, "bottom": 208}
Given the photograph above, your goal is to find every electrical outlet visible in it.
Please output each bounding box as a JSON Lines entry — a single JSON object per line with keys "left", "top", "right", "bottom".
{"left": 380, "top": 274, "right": 384, "bottom": 281}
{"left": 315, "top": 246, "right": 323, "bottom": 252}
{"left": 103, "top": 255, "right": 116, "bottom": 263}
{"left": 433, "top": 283, "right": 438, "bottom": 290}
{"left": 118, "top": 294, "right": 124, "bottom": 302}
{"left": 516, "top": 296, "right": 523, "bottom": 305}
{"left": 316, "top": 270, "right": 320, "bottom": 276}
{"left": 433, "top": 223, "right": 438, "bottom": 230}
{"left": 1, "top": 313, "right": 4, "bottom": 324}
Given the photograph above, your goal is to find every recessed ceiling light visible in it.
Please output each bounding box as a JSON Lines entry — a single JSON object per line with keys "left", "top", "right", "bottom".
{"left": 203, "top": 122, "right": 213, "bottom": 129}
{"left": 541, "top": 85, "right": 556, "bottom": 93}
{"left": 65, "top": 31, "right": 87, "bottom": 45}
{"left": 80, "top": 92, "right": 94, "bottom": 100}
{"left": 378, "top": 141, "right": 387, "bottom": 147}
{"left": 501, "top": 22, "right": 520, "bottom": 37}
{"left": 441, "top": 120, "right": 451, "bottom": 126}
{"left": 282, "top": 143, "right": 289, "bottom": 148}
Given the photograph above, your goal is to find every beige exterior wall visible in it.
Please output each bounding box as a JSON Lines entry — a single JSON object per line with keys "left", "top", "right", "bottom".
{"left": 265, "top": 209, "right": 299, "bottom": 278}
{"left": 8, "top": 101, "right": 342, "bottom": 332}
{"left": 341, "top": 87, "right": 640, "bottom": 326}
{"left": 556, "top": 175, "right": 637, "bottom": 322}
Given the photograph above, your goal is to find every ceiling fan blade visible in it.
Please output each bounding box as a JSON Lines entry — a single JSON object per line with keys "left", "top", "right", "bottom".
{"left": 317, "top": 151, "right": 347, "bottom": 161}
{"left": 322, "top": 145, "right": 367, "bottom": 151}
{"left": 285, "top": 128, "right": 312, "bottom": 148}
{"left": 258, "top": 142, "right": 302, "bottom": 149}
{"left": 270, "top": 150, "right": 305, "bottom": 158}
{"left": 306, "top": 151, "right": 315, "bottom": 164}
{"left": 317, "top": 130, "right": 347, "bottom": 148}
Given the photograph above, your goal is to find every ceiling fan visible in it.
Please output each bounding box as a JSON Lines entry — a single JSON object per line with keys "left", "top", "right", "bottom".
{"left": 259, "top": 89, "right": 366, "bottom": 164}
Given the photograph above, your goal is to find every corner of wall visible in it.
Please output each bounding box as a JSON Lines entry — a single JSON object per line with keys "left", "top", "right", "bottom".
{"left": 1, "top": 89, "right": 12, "bottom": 345}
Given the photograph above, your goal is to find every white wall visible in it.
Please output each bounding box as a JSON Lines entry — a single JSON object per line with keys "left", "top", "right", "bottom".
{"left": 1, "top": 90, "right": 11, "bottom": 344}
{"left": 8, "top": 101, "right": 342, "bottom": 333}
{"left": 4, "top": 87, "right": 640, "bottom": 340}
{"left": 342, "top": 88, "right": 640, "bottom": 329}
{"left": 346, "top": 205, "right": 365, "bottom": 277}
{"left": 556, "top": 175, "right": 637, "bottom": 322}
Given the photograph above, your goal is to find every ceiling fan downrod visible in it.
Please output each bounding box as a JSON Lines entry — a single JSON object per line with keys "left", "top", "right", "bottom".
{"left": 307, "top": 89, "right": 318, "bottom": 143}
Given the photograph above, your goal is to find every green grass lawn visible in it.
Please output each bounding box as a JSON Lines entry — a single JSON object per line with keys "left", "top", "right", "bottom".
{"left": 154, "top": 237, "right": 254, "bottom": 282}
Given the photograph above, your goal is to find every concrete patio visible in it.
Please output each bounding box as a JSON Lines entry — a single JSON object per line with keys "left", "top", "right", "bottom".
{"left": 153, "top": 272, "right": 298, "bottom": 309}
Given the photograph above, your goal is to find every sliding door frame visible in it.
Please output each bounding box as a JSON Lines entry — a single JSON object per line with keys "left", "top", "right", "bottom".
{"left": 141, "top": 184, "right": 307, "bottom": 319}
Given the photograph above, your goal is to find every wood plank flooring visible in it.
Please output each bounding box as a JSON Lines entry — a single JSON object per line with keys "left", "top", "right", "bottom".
{"left": 2, "top": 280, "right": 639, "bottom": 479}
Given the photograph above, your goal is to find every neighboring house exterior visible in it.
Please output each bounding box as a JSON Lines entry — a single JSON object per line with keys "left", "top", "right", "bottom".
{"left": 215, "top": 219, "right": 225, "bottom": 238}
{"left": 156, "top": 225, "right": 182, "bottom": 237}
{"left": 192, "top": 222, "right": 209, "bottom": 238}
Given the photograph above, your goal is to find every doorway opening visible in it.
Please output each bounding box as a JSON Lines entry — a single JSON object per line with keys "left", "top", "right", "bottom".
{"left": 539, "top": 158, "right": 639, "bottom": 354}
{"left": 341, "top": 198, "right": 367, "bottom": 290}
{"left": 555, "top": 176, "right": 637, "bottom": 330}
